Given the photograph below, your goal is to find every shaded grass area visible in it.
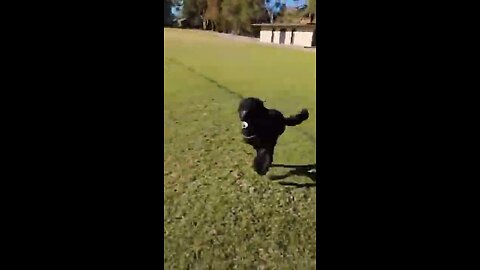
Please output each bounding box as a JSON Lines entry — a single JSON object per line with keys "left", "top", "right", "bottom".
{"left": 164, "top": 28, "right": 316, "bottom": 269}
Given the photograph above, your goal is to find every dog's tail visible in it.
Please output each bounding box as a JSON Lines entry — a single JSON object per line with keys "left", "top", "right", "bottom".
{"left": 284, "top": 109, "right": 309, "bottom": 126}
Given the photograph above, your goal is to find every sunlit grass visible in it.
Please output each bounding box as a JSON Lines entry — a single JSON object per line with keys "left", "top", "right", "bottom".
{"left": 164, "top": 28, "right": 316, "bottom": 269}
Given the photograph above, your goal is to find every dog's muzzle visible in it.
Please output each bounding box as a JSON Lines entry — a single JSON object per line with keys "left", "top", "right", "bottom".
{"left": 243, "top": 134, "right": 256, "bottom": 139}
{"left": 241, "top": 120, "right": 256, "bottom": 139}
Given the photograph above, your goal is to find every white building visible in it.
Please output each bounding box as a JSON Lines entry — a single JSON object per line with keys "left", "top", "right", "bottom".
{"left": 252, "top": 23, "right": 316, "bottom": 48}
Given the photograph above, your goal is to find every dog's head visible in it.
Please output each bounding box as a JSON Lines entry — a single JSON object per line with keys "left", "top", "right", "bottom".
{"left": 238, "top": 97, "right": 266, "bottom": 121}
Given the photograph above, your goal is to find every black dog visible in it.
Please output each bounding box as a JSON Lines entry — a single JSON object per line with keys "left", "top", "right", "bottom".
{"left": 238, "top": 97, "right": 309, "bottom": 175}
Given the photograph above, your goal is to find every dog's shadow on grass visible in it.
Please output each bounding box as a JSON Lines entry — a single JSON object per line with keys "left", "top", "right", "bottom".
{"left": 268, "top": 163, "right": 317, "bottom": 188}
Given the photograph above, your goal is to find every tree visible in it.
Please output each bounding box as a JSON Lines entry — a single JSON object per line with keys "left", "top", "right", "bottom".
{"left": 308, "top": 0, "right": 316, "bottom": 13}
{"left": 264, "top": 0, "right": 285, "bottom": 23}
{"left": 204, "top": 0, "right": 221, "bottom": 30}
{"left": 307, "top": 0, "right": 316, "bottom": 22}
{"left": 175, "top": 0, "right": 268, "bottom": 35}
{"left": 220, "top": 0, "right": 265, "bottom": 35}
{"left": 183, "top": 0, "right": 207, "bottom": 28}
{"left": 164, "top": 0, "right": 174, "bottom": 26}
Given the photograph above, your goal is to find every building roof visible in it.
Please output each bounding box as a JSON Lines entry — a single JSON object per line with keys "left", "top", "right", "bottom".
{"left": 252, "top": 23, "right": 315, "bottom": 28}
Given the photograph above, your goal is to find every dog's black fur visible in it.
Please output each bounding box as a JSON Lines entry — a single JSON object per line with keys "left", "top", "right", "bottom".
{"left": 238, "top": 97, "right": 309, "bottom": 175}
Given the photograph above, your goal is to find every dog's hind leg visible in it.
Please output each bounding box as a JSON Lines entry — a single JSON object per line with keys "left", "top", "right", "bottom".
{"left": 253, "top": 147, "right": 274, "bottom": 176}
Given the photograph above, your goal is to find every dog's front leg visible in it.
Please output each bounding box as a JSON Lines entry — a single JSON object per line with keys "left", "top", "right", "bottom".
{"left": 253, "top": 147, "right": 274, "bottom": 176}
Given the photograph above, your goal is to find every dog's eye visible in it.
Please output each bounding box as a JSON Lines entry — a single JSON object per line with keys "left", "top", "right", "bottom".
{"left": 241, "top": 121, "right": 248, "bottom": 129}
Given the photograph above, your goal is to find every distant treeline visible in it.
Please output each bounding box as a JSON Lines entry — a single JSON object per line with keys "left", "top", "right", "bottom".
{"left": 164, "top": 0, "right": 316, "bottom": 36}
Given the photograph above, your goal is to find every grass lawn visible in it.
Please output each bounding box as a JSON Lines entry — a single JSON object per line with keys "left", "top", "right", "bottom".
{"left": 164, "top": 28, "right": 316, "bottom": 269}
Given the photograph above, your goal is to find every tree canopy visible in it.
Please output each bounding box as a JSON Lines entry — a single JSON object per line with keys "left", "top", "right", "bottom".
{"left": 174, "top": 0, "right": 315, "bottom": 35}
{"left": 308, "top": 0, "right": 315, "bottom": 14}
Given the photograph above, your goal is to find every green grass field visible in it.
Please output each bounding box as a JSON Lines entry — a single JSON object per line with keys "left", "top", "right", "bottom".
{"left": 164, "top": 28, "right": 316, "bottom": 269}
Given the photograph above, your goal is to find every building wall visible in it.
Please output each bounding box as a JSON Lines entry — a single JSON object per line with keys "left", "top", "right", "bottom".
{"left": 292, "top": 30, "right": 313, "bottom": 47}
{"left": 259, "top": 27, "right": 314, "bottom": 47}
{"left": 285, "top": 31, "right": 292, "bottom": 45}
{"left": 259, "top": 30, "right": 272, "bottom": 43}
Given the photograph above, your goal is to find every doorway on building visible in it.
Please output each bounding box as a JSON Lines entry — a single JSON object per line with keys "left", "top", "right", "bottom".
{"left": 279, "top": 28, "right": 286, "bottom": 44}
{"left": 311, "top": 28, "right": 316, "bottom": 47}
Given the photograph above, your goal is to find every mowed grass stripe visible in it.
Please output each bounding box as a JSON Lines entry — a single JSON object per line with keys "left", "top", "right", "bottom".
{"left": 166, "top": 56, "right": 315, "bottom": 145}
{"left": 164, "top": 28, "right": 316, "bottom": 139}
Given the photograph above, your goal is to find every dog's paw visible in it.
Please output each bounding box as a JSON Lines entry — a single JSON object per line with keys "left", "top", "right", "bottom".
{"left": 253, "top": 159, "right": 269, "bottom": 175}
{"left": 255, "top": 168, "right": 268, "bottom": 176}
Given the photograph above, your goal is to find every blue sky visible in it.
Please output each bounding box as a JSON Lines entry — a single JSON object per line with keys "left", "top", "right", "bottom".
{"left": 285, "top": 0, "right": 307, "bottom": 7}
